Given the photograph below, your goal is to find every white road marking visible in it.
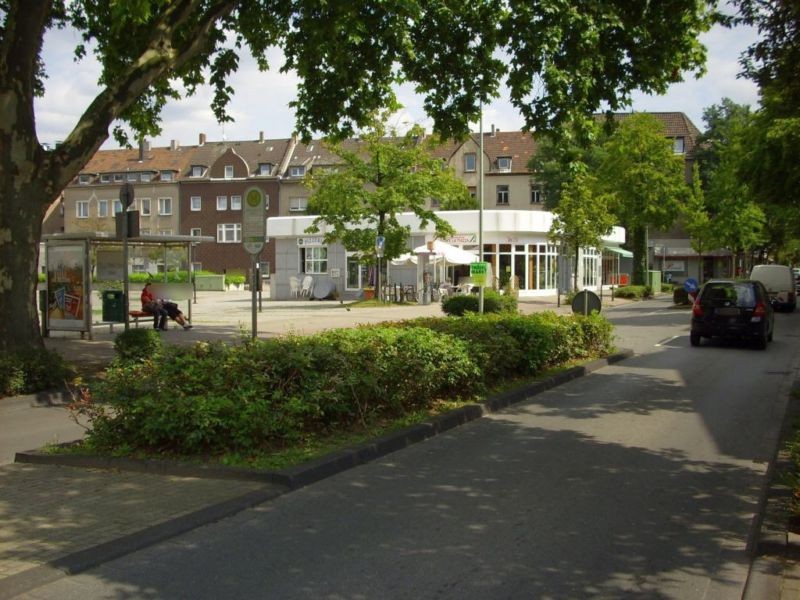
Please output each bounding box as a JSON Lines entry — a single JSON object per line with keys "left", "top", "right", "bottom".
{"left": 655, "top": 335, "right": 682, "bottom": 347}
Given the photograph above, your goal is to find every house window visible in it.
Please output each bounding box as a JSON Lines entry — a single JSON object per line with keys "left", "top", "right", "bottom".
{"left": 464, "top": 153, "right": 477, "bottom": 172}
{"left": 160, "top": 171, "right": 173, "bottom": 182}
{"left": 216, "top": 196, "right": 227, "bottom": 210}
{"left": 231, "top": 195, "right": 242, "bottom": 210}
{"left": 191, "top": 165, "right": 204, "bottom": 177}
{"left": 289, "top": 197, "right": 308, "bottom": 212}
{"left": 430, "top": 198, "right": 441, "bottom": 209}
{"left": 100, "top": 174, "right": 111, "bottom": 183}
{"left": 113, "top": 173, "right": 123, "bottom": 182}
{"left": 290, "top": 165, "right": 306, "bottom": 177}
{"left": 673, "top": 137, "right": 685, "bottom": 154}
{"left": 264, "top": 194, "right": 270, "bottom": 209}
{"left": 497, "top": 157, "right": 511, "bottom": 172}
{"left": 98, "top": 199, "right": 109, "bottom": 218}
{"left": 140, "top": 198, "right": 151, "bottom": 216}
{"left": 217, "top": 223, "right": 241, "bottom": 243}
{"left": 302, "top": 246, "right": 328, "bottom": 274}
{"left": 190, "top": 196, "right": 202, "bottom": 211}
{"left": 224, "top": 165, "right": 234, "bottom": 179}
{"left": 158, "top": 197, "right": 172, "bottom": 215}
{"left": 258, "top": 163, "right": 272, "bottom": 176}
{"left": 76, "top": 201, "right": 89, "bottom": 218}
{"left": 468, "top": 186, "right": 477, "bottom": 198}
{"left": 190, "top": 228, "right": 202, "bottom": 237}
{"left": 496, "top": 185, "right": 510, "bottom": 205}
{"left": 113, "top": 200, "right": 123, "bottom": 215}
{"left": 127, "top": 172, "right": 138, "bottom": 182}
{"left": 140, "top": 172, "right": 152, "bottom": 182}
{"left": 530, "top": 185, "right": 544, "bottom": 204}
{"left": 78, "top": 174, "right": 91, "bottom": 185}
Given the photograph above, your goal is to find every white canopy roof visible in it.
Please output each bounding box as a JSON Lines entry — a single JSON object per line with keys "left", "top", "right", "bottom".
{"left": 413, "top": 240, "right": 479, "bottom": 265}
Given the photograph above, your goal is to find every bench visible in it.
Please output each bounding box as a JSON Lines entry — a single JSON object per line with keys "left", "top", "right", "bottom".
{"left": 128, "top": 310, "right": 155, "bottom": 328}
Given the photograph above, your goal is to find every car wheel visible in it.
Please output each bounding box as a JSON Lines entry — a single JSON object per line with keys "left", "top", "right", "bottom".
{"left": 690, "top": 332, "right": 701, "bottom": 347}
{"left": 755, "top": 331, "right": 768, "bottom": 350}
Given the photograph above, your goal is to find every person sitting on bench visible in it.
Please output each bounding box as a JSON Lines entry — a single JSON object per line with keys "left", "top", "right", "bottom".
{"left": 161, "top": 299, "right": 193, "bottom": 330}
{"left": 140, "top": 283, "right": 168, "bottom": 331}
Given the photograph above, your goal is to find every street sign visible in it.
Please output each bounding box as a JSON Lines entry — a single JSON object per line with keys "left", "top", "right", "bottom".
{"left": 571, "top": 290, "right": 602, "bottom": 315}
{"left": 470, "top": 262, "right": 489, "bottom": 286}
{"left": 242, "top": 187, "right": 265, "bottom": 255}
{"left": 684, "top": 278, "right": 699, "bottom": 294}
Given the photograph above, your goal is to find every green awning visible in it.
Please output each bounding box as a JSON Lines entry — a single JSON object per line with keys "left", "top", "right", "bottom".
{"left": 604, "top": 247, "right": 633, "bottom": 258}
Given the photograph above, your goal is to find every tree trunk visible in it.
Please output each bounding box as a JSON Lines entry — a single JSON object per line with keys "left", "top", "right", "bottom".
{"left": 631, "top": 225, "right": 647, "bottom": 286}
{"left": 0, "top": 177, "right": 49, "bottom": 353}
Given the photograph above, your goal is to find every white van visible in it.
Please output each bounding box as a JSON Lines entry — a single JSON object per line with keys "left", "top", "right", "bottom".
{"left": 750, "top": 264, "right": 796, "bottom": 311}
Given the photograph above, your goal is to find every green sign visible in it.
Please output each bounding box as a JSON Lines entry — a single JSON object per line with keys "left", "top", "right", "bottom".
{"left": 242, "top": 186, "right": 266, "bottom": 254}
{"left": 470, "top": 262, "right": 489, "bottom": 286}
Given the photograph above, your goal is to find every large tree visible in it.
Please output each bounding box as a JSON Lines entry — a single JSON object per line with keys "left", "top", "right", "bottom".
{"left": 1, "top": 0, "right": 720, "bottom": 353}
{"left": 305, "top": 123, "right": 465, "bottom": 274}
{"left": 597, "top": 113, "right": 691, "bottom": 285}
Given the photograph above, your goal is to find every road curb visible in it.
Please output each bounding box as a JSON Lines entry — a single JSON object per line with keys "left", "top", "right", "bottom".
{"left": 9, "top": 349, "right": 633, "bottom": 597}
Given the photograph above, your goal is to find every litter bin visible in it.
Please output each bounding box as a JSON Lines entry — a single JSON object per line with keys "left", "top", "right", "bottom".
{"left": 102, "top": 290, "right": 126, "bottom": 322}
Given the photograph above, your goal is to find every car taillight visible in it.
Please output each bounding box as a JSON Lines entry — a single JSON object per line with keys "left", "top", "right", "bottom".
{"left": 692, "top": 299, "right": 704, "bottom": 317}
{"left": 753, "top": 302, "right": 766, "bottom": 318}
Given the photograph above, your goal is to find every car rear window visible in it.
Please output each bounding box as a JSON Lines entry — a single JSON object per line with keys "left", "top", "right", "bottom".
{"left": 701, "top": 283, "right": 757, "bottom": 308}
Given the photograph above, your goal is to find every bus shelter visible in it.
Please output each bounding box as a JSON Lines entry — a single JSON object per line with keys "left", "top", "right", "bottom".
{"left": 41, "top": 232, "right": 213, "bottom": 339}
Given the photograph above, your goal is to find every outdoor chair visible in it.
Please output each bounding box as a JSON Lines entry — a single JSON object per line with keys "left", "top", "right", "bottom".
{"left": 300, "top": 275, "right": 314, "bottom": 298}
{"left": 289, "top": 276, "right": 300, "bottom": 298}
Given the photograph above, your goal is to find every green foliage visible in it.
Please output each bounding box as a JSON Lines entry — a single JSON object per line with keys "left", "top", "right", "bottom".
{"left": 80, "top": 311, "right": 614, "bottom": 456}
{"left": 113, "top": 329, "right": 163, "bottom": 363}
{"left": 0, "top": 348, "right": 74, "bottom": 397}
{"left": 37, "top": 272, "right": 46, "bottom": 283}
{"left": 441, "top": 289, "right": 517, "bottom": 316}
{"left": 305, "top": 122, "right": 464, "bottom": 263}
{"left": 613, "top": 285, "right": 651, "bottom": 300}
{"left": 224, "top": 270, "right": 247, "bottom": 287}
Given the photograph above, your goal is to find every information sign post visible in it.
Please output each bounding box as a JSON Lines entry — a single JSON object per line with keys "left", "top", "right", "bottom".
{"left": 242, "top": 187, "right": 266, "bottom": 339}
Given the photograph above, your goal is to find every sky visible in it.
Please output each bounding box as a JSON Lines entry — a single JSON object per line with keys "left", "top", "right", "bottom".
{"left": 35, "top": 17, "right": 761, "bottom": 150}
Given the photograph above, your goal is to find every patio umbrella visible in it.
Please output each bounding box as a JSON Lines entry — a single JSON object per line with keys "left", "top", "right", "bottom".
{"left": 413, "top": 239, "right": 478, "bottom": 285}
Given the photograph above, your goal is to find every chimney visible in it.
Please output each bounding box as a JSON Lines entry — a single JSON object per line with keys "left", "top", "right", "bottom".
{"left": 491, "top": 124, "right": 496, "bottom": 137}
{"left": 199, "top": 132, "right": 206, "bottom": 146}
{"left": 138, "top": 139, "right": 150, "bottom": 161}
{"left": 259, "top": 131, "right": 265, "bottom": 143}
{"left": 170, "top": 139, "right": 179, "bottom": 151}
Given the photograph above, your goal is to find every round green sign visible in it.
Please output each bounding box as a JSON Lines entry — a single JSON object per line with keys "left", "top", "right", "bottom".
{"left": 246, "top": 189, "right": 262, "bottom": 208}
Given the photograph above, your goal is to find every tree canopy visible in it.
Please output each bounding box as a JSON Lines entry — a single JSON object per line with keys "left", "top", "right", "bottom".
{"left": 1, "top": 0, "right": 721, "bottom": 352}
{"left": 305, "top": 123, "right": 466, "bottom": 262}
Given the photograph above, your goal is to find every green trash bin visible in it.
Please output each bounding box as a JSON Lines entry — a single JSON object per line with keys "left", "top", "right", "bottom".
{"left": 102, "top": 290, "right": 126, "bottom": 322}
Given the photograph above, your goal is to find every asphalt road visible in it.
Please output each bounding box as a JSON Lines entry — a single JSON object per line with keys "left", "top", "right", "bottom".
{"left": 20, "top": 296, "right": 800, "bottom": 599}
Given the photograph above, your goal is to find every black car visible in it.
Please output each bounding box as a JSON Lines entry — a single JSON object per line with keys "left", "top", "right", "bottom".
{"left": 690, "top": 279, "right": 775, "bottom": 349}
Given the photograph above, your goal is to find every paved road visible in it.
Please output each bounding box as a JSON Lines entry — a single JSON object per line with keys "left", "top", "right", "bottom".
{"left": 18, "top": 297, "right": 800, "bottom": 599}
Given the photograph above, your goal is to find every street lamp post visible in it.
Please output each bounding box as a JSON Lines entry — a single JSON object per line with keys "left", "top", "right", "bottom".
{"left": 375, "top": 235, "right": 385, "bottom": 302}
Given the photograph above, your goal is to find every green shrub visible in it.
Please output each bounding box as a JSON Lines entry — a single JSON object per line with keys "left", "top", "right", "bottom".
{"left": 113, "top": 328, "right": 163, "bottom": 363}
{"left": 441, "top": 289, "right": 517, "bottom": 316}
{"left": 661, "top": 283, "right": 675, "bottom": 293}
{"left": 0, "top": 348, "right": 74, "bottom": 397}
{"left": 82, "top": 311, "right": 614, "bottom": 456}
{"left": 613, "top": 285, "right": 650, "bottom": 300}
{"left": 225, "top": 270, "right": 247, "bottom": 287}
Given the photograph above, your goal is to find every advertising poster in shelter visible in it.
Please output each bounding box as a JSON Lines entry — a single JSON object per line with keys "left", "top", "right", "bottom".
{"left": 46, "top": 244, "right": 87, "bottom": 330}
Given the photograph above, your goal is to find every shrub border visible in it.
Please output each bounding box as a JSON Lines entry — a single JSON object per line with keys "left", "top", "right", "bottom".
{"left": 16, "top": 349, "right": 632, "bottom": 489}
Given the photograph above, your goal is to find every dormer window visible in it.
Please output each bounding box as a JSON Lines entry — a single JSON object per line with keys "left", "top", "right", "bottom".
{"left": 78, "top": 174, "right": 91, "bottom": 185}
{"left": 224, "top": 165, "right": 234, "bottom": 179}
{"left": 290, "top": 165, "right": 306, "bottom": 177}
{"left": 191, "top": 165, "right": 204, "bottom": 178}
{"left": 127, "top": 172, "right": 138, "bottom": 182}
{"left": 113, "top": 173, "right": 123, "bottom": 183}
{"left": 673, "top": 137, "right": 685, "bottom": 154}
{"left": 140, "top": 172, "right": 152, "bottom": 182}
{"left": 497, "top": 157, "right": 512, "bottom": 172}
{"left": 100, "top": 174, "right": 111, "bottom": 183}
{"left": 258, "top": 163, "right": 273, "bottom": 176}
{"left": 160, "top": 171, "right": 173, "bottom": 182}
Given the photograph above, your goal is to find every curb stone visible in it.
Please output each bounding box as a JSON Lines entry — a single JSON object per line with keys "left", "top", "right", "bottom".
{"left": 8, "top": 349, "right": 633, "bottom": 597}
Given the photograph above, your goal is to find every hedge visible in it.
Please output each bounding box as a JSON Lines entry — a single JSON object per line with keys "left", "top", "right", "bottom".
{"left": 79, "top": 311, "right": 614, "bottom": 456}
